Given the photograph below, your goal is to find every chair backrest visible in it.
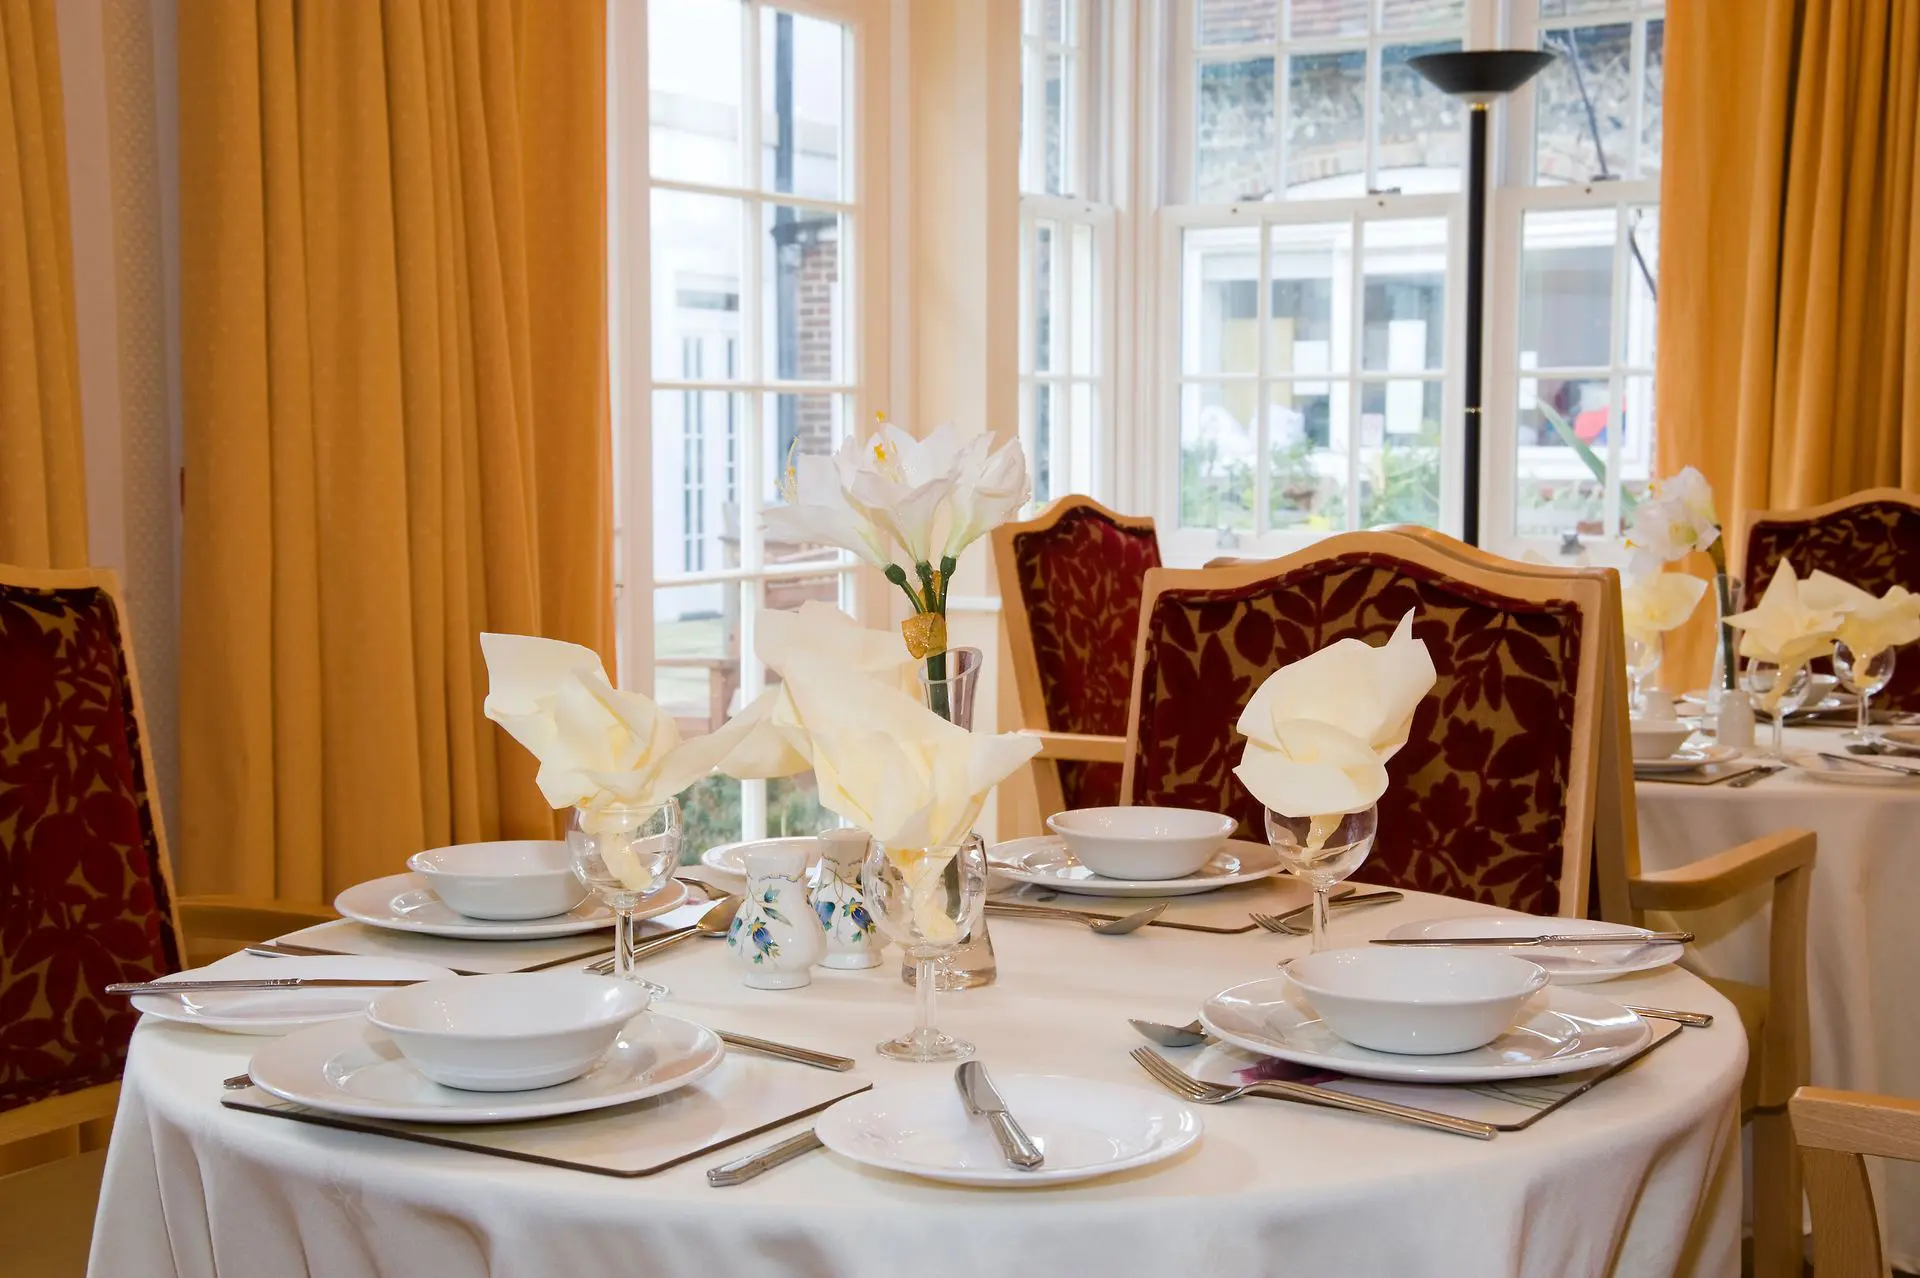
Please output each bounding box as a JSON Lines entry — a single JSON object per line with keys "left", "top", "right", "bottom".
{"left": 0, "top": 565, "right": 183, "bottom": 1114}
{"left": 1121, "top": 530, "right": 1608, "bottom": 916}
{"left": 1791, "top": 1086, "right": 1920, "bottom": 1278}
{"left": 994, "top": 496, "right": 1161, "bottom": 814}
{"left": 1742, "top": 488, "right": 1920, "bottom": 709}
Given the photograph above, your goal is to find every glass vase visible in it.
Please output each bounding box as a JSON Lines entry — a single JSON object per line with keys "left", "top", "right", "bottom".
{"left": 904, "top": 645, "right": 996, "bottom": 991}
{"left": 1704, "top": 575, "right": 1745, "bottom": 716}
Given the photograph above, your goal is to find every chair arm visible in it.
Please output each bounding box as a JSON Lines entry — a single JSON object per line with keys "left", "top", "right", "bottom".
{"left": 179, "top": 895, "right": 337, "bottom": 940}
{"left": 1792, "top": 1086, "right": 1920, "bottom": 1161}
{"left": 1018, "top": 731, "right": 1127, "bottom": 763}
{"left": 1626, "top": 828, "right": 1816, "bottom": 913}
{"left": 0, "top": 1084, "right": 119, "bottom": 1150}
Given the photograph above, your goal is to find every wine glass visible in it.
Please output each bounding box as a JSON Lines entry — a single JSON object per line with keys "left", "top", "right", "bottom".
{"left": 1624, "top": 632, "right": 1663, "bottom": 716}
{"left": 861, "top": 837, "right": 987, "bottom": 1062}
{"left": 1833, "top": 641, "right": 1897, "bottom": 741}
{"left": 1264, "top": 806, "right": 1379, "bottom": 952}
{"left": 567, "top": 801, "right": 681, "bottom": 994}
{"left": 1742, "top": 660, "right": 1812, "bottom": 761}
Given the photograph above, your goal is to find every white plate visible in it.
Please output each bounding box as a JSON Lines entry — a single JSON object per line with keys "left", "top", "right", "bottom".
{"left": 334, "top": 874, "right": 686, "bottom": 939}
{"left": 699, "top": 837, "right": 823, "bottom": 884}
{"left": 1783, "top": 750, "right": 1920, "bottom": 786}
{"left": 1377, "top": 917, "right": 1683, "bottom": 985}
{"left": 247, "top": 1011, "right": 724, "bottom": 1123}
{"left": 1200, "top": 978, "right": 1650, "bottom": 1082}
{"left": 814, "top": 1074, "right": 1201, "bottom": 1186}
{"left": 987, "top": 836, "right": 1282, "bottom": 897}
{"left": 1632, "top": 743, "right": 1742, "bottom": 774}
{"left": 132, "top": 955, "right": 458, "bottom": 1035}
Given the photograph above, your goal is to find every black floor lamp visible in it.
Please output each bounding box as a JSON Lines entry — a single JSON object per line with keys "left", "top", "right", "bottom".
{"left": 1408, "top": 50, "right": 1554, "bottom": 547}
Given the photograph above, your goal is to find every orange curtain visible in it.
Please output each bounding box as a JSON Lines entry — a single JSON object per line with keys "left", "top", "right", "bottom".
{"left": 1656, "top": 0, "right": 1920, "bottom": 684}
{"left": 177, "top": 0, "right": 611, "bottom": 899}
{"left": 0, "top": 0, "right": 86, "bottom": 569}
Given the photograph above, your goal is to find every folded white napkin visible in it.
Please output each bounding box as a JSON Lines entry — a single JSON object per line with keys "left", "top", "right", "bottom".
{"left": 1798, "top": 570, "right": 1920, "bottom": 664}
{"left": 1723, "top": 561, "right": 1841, "bottom": 668}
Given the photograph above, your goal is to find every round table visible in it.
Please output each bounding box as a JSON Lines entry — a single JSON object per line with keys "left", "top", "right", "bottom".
{"left": 1637, "top": 723, "right": 1920, "bottom": 1269}
{"left": 90, "top": 883, "right": 1745, "bottom": 1278}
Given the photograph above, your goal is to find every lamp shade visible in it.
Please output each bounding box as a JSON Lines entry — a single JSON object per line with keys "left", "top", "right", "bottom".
{"left": 1407, "top": 50, "right": 1554, "bottom": 103}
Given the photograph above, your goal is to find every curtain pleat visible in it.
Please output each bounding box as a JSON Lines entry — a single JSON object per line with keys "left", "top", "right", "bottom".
{"left": 0, "top": 0, "right": 86, "bottom": 569}
{"left": 178, "top": 0, "right": 609, "bottom": 897}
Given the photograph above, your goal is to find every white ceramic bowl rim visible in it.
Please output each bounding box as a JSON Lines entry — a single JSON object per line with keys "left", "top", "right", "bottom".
{"left": 1286, "top": 949, "right": 1549, "bottom": 1008}
{"left": 367, "top": 974, "right": 649, "bottom": 1042}
{"left": 1046, "top": 807, "right": 1237, "bottom": 841}
{"left": 408, "top": 841, "right": 571, "bottom": 876}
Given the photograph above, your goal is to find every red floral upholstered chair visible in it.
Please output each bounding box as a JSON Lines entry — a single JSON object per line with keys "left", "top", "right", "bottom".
{"left": 994, "top": 497, "right": 1160, "bottom": 818}
{"left": 1120, "top": 531, "right": 1607, "bottom": 916}
{"left": 1742, "top": 489, "right": 1920, "bottom": 710}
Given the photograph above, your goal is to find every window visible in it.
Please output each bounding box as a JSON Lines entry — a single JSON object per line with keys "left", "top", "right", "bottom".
{"left": 625, "top": 0, "right": 881, "bottom": 856}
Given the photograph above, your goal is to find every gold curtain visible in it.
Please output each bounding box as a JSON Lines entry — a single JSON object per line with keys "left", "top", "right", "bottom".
{"left": 0, "top": 0, "right": 86, "bottom": 569}
{"left": 1657, "top": 0, "right": 1920, "bottom": 684}
{"left": 177, "top": 0, "right": 611, "bottom": 899}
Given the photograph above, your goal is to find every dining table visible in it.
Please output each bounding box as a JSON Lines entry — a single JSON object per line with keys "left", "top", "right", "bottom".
{"left": 88, "top": 877, "right": 1746, "bottom": 1278}
{"left": 1636, "top": 721, "right": 1920, "bottom": 1270}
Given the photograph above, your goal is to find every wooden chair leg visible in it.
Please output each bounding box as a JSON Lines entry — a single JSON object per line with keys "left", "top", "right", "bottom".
{"left": 1750, "top": 1107, "right": 1805, "bottom": 1278}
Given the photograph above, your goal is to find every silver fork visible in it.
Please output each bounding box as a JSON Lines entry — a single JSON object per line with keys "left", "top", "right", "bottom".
{"left": 1251, "top": 890, "right": 1404, "bottom": 935}
{"left": 1129, "top": 1047, "right": 1496, "bottom": 1140}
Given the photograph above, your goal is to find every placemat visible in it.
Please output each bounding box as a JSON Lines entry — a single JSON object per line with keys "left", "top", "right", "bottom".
{"left": 272, "top": 903, "right": 714, "bottom": 975}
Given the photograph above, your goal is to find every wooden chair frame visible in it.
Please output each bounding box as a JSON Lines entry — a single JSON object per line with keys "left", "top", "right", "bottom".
{"left": 1792, "top": 1086, "right": 1920, "bottom": 1278}
{"left": 1738, "top": 486, "right": 1920, "bottom": 581}
{"left": 1121, "top": 530, "right": 1610, "bottom": 917}
{"left": 992, "top": 496, "right": 1151, "bottom": 819}
{"left": 0, "top": 563, "right": 334, "bottom": 1174}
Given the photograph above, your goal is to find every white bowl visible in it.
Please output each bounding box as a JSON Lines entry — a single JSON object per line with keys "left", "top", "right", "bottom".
{"left": 367, "top": 973, "right": 650, "bottom": 1091}
{"left": 407, "top": 841, "right": 588, "bottom": 920}
{"left": 1045, "top": 807, "right": 1235, "bottom": 881}
{"left": 1627, "top": 720, "right": 1693, "bottom": 762}
{"left": 1286, "top": 947, "right": 1550, "bottom": 1056}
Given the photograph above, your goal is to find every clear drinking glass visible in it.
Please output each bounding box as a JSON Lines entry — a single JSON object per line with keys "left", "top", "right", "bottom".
{"left": 1833, "top": 641, "right": 1897, "bottom": 741}
{"left": 1264, "top": 806, "right": 1379, "bottom": 952}
{"left": 1743, "top": 661, "right": 1812, "bottom": 761}
{"left": 1624, "top": 632, "right": 1662, "bottom": 715}
{"left": 863, "top": 836, "right": 988, "bottom": 1062}
{"left": 567, "top": 801, "right": 682, "bottom": 994}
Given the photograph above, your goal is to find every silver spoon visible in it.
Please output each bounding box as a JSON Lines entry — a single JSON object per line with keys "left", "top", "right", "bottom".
{"left": 1129, "top": 1016, "right": 1208, "bottom": 1048}
{"left": 589, "top": 894, "right": 743, "bottom": 975}
{"left": 986, "top": 901, "right": 1168, "bottom": 935}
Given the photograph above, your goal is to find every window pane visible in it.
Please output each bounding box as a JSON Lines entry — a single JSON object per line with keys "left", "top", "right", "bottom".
{"left": 762, "top": 206, "right": 843, "bottom": 384}
{"left": 1381, "top": 0, "right": 1465, "bottom": 32}
{"left": 1034, "top": 220, "right": 1059, "bottom": 372}
{"left": 652, "top": 191, "right": 743, "bottom": 379}
{"left": 1378, "top": 42, "right": 1463, "bottom": 193}
{"left": 1180, "top": 383, "right": 1256, "bottom": 532}
{"left": 654, "top": 581, "right": 743, "bottom": 738}
{"left": 1539, "top": 0, "right": 1630, "bottom": 16}
{"left": 1535, "top": 24, "right": 1633, "bottom": 184}
{"left": 1515, "top": 376, "right": 1610, "bottom": 539}
{"left": 1362, "top": 218, "right": 1447, "bottom": 373}
{"left": 1267, "top": 222, "right": 1347, "bottom": 375}
{"left": 1044, "top": 53, "right": 1071, "bottom": 196}
{"left": 1069, "top": 381, "right": 1096, "bottom": 495}
{"left": 1624, "top": 206, "right": 1658, "bottom": 367}
{"left": 1286, "top": 51, "right": 1366, "bottom": 198}
{"left": 1620, "top": 373, "right": 1656, "bottom": 511}
{"left": 1287, "top": 0, "right": 1367, "bottom": 40}
{"left": 1182, "top": 225, "right": 1261, "bottom": 376}
{"left": 760, "top": 9, "right": 845, "bottom": 201}
{"left": 1520, "top": 209, "right": 1615, "bottom": 370}
{"left": 1360, "top": 380, "right": 1442, "bottom": 527}
{"left": 1070, "top": 222, "right": 1097, "bottom": 376}
{"left": 1641, "top": 19, "right": 1664, "bottom": 178}
{"left": 654, "top": 389, "right": 741, "bottom": 579}
{"left": 1044, "top": 0, "right": 1068, "bottom": 42}
{"left": 1198, "top": 0, "right": 1276, "bottom": 46}
{"left": 764, "top": 393, "right": 849, "bottom": 561}
{"left": 1034, "top": 382, "right": 1058, "bottom": 504}
{"left": 649, "top": 0, "right": 742, "bottom": 188}
{"left": 1268, "top": 381, "right": 1348, "bottom": 530}
{"left": 1197, "top": 58, "right": 1275, "bottom": 202}
{"left": 679, "top": 774, "right": 744, "bottom": 861}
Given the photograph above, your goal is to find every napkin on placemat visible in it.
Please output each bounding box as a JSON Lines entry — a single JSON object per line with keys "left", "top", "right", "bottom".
{"left": 222, "top": 1053, "right": 870, "bottom": 1178}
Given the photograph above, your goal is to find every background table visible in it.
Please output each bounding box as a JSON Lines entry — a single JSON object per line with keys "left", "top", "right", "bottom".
{"left": 1636, "top": 723, "right": 1920, "bottom": 1269}
{"left": 90, "top": 883, "right": 1745, "bottom": 1278}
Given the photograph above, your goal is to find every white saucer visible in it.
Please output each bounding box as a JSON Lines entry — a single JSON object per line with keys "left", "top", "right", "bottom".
{"left": 1201, "top": 978, "right": 1650, "bottom": 1082}
{"left": 1377, "top": 917, "right": 1683, "bottom": 985}
{"left": 1633, "top": 743, "right": 1741, "bottom": 774}
{"left": 987, "top": 836, "right": 1281, "bottom": 897}
{"left": 814, "top": 1074, "right": 1201, "bottom": 1186}
{"left": 133, "top": 955, "right": 459, "bottom": 1035}
{"left": 1783, "top": 750, "right": 1920, "bottom": 786}
{"left": 334, "top": 874, "right": 687, "bottom": 939}
{"left": 247, "top": 1011, "right": 724, "bottom": 1122}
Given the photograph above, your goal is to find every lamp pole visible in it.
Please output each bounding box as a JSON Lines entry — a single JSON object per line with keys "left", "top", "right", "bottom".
{"left": 1408, "top": 50, "right": 1554, "bottom": 547}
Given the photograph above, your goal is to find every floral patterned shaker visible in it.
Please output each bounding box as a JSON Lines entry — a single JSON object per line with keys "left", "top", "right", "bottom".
{"left": 727, "top": 844, "right": 823, "bottom": 989}
{"left": 811, "top": 830, "right": 882, "bottom": 969}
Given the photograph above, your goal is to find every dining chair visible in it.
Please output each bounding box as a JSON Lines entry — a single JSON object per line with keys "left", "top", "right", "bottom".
{"left": 0, "top": 565, "right": 333, "bottom": 1211}
{"left": 993, "top": 496, "right": 1161, "bottom": 819}
{"left": 1742, "top": 487, "right": 1920, "bottom": 710}
{"left": 1121, "top": 530, "right": 1609, "bottom": 916}
{"left": 1791, "top": 1085, "right": 1920, "bottom": 1278}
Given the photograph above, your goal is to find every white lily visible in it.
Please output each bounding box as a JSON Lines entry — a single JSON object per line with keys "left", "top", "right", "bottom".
{"left": 1626, "top": 467, "right": 1722, "bottom": 567}
{"left": 1621, "top": 567, "right": 1709, "bottom": 648}
{"left": 943, "top": 433, "right": 1031, "bottom": 558}
{"left": 849, "top": 422, "right": 960, "bottom": 565}
{"left": 762, "top": 449, "right": 891, "bottom": 568}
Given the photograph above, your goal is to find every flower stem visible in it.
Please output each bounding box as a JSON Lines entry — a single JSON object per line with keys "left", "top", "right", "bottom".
{"left": 1715, "top": 572, "right": 1737, "bottom": 692}
{"left": 885, "top": 563, "right": 927, "bottom": 613}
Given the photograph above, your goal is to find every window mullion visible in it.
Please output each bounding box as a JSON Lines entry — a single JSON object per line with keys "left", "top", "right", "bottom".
{"left": 1346, "top": 216, "right": 1365, "bottom": 530}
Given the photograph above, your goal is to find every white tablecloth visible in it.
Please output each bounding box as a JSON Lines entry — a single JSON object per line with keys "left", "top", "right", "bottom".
{"left": 90, "top": 885, "right": 1745, "bottom": 1278}
{"left": 1637, "top": 724, "right": 1920, "bottom": 1269}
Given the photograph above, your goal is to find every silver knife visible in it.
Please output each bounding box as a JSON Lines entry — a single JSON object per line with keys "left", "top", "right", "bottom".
{"left": 706, "top": 1128, "right": 824, "bottom": 1186}
{"left": 956, "top": 1061, "right": 1044, "bottom": 1170}
{"left": 110, "top": 977, "right": 427, "bottom": 996}
{"left": 1370, "top": 930, "right": 1690, "bottom": 948}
